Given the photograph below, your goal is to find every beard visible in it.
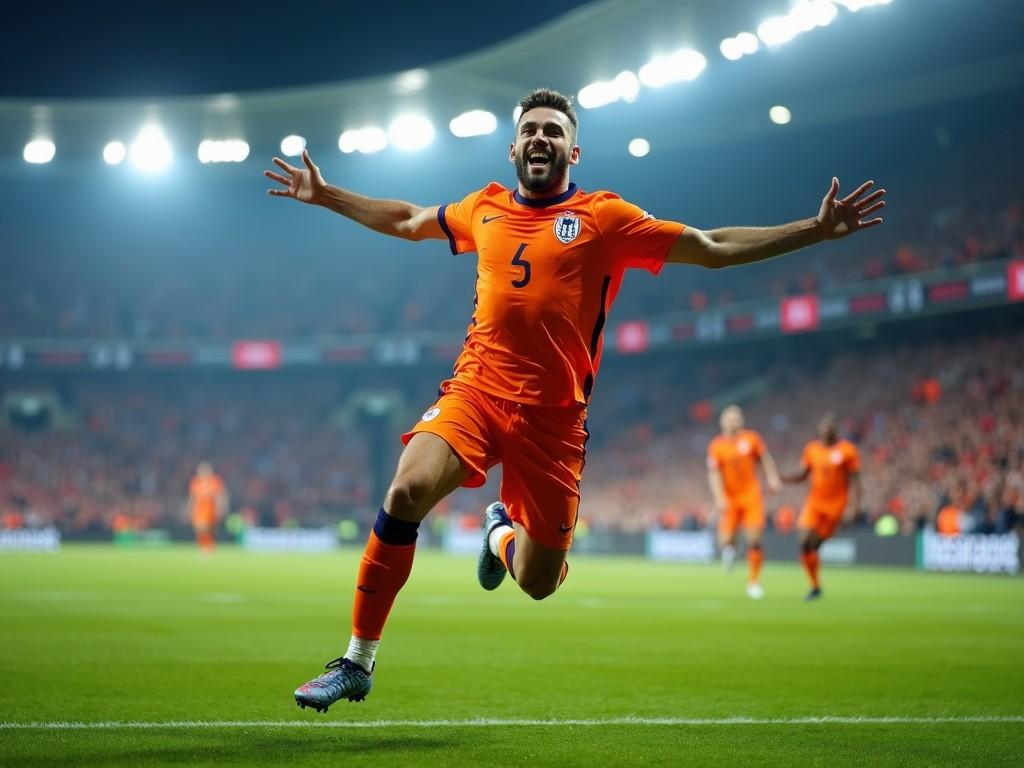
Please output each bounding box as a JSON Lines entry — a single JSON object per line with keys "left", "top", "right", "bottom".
{"left": 514, "top": 150, "right": 569, "bottom": 193}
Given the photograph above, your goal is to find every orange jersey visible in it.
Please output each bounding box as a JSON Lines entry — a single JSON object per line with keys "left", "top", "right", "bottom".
{"left": 707, "top": 430, "right": 766, "bottom": 502}
{"left": 439, "top": 182, "right": 685, "bottom": 406}
{"left": 190, "top": 474, "right": 225, "bottom": 521}
{"left": 801, "top": 439, "right": 860, "bottom": 511}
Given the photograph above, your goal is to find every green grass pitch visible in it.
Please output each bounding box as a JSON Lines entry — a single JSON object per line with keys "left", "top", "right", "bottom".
{"left": 1, "top": 545, "right": 1022, "bottom": 766}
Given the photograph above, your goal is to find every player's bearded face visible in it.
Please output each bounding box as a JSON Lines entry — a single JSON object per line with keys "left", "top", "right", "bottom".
{"left": 515, "top": 141, "right": 569, "bottom": 193}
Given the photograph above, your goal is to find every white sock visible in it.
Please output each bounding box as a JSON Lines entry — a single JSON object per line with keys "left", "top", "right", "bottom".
{"left": 345, "top": 636, "right": 379, "bottom": 673}
{"left": 488, "top": 524, "right": 513, "bottom": 557}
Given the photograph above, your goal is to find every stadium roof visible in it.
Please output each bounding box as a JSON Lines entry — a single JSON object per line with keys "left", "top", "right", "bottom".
{"left": 2, "top": 0, "right": 1023, "bottom": 170}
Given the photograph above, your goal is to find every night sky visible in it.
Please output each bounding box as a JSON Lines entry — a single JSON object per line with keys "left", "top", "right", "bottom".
{"left": 4, "top": 0, "right": 595, "bottom": 98}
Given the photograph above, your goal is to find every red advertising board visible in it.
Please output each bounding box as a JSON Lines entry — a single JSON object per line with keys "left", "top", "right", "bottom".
{"left": 1009, "top": 261, "right": 1024, "bottom": 302}
{"left": 231, "top": 341, "right": 282, "bottom": 370}
{"left": 779, "top": 295, "right": 820, "bottom": 333}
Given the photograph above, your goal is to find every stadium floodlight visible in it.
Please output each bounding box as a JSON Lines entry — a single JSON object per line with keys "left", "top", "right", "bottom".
{"left": 103, "top": 141, "right": 127, "bottom": 165}
{"left": 395, "top": 68, "right": 429, "bottom": 93}
{"left": 280, "top": 135, "right": 306, "bottom": 157}
{"left": 23, "top": 139, "right": 56, "bottom": 164}
{"left": 388, "top": 115, "right": 435, "bottom": 151}
{"left": 338, "top": 127, "right": 388, "bottom": 154}
{"left": 638, "top": 48, "right": 707, "bottom": 88}
{"left": 130, "top": 125, "right": 172, "bottom": 173}
{"left": 769, "top": 105, "right": 792, "bottom": 125}
{"left": 757, "top": 16, "right": 798, "bottom": 46}
{"left": 577, "top": 80, "right": 620, "bottom": 110}
{"left": 808, "top": 0, "right": 839, "bottom": 26}
{"left": 614, "top": 71, "right": 640, "bottom": 103}
{"left": 720, "top": 37, "right": 743, "bottom": 61}
{"left": 628, "top": 138, "right": 650, "bottom": 158}
{"left": 198, "top": 139, "right": 250, "bottom": 164}
{"left": 834, "top": 0, "right": 891, "bottom": 10}
{"left": 449, "top": 110, "right": 498, "bottom": 138}
{"left": 736, "top": 32, "right": 760, "bottom": 55}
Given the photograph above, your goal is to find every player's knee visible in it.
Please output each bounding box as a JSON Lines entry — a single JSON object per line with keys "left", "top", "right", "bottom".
{"left": 518, "top": 575, "right": 558, "bottom": 601}
{"left": 384, "top": 476, "right": 432, "bottom": 518}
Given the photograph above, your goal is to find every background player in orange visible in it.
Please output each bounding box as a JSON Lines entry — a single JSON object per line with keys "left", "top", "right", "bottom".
{"left": 264, "top": 88, "right": 885, "bottom": 711}
{"left": 783, "top": 413, "right": 862, "bottom": 600}
{"left": 187, "top": 461, "right": 228, "bottom": 558}
{"left": 707, "top": 405, "right": 781, "bottom": 599}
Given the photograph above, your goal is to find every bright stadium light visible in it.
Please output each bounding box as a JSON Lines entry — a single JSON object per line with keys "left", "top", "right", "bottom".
{"left": 130, "top": 125, "right": 172, "bottom": 173}
{"left": 720, "top": 37, "right": 743, "bottom": 61}
{"left": 280, "top": 135, "right": 306, "bottom": 157}
{"left": 449, "top": 110, "right": 497, "bottom": 138}
{"left": 628, "top": 138, "right": 650, "bottom": 158}
{"left": 23, "top": 139, "right": 56, "bottom": 164}
{"left": 339, "top": 127, "right": 388, "bottom": 154}
{"left": 388, "top": 115, "right": 435, "bottom": 151}
{"left": 614, "top": 70, "right": 640, "bottom": 102}
{"left": 103, "top": 141, "right": 126, "bottom": 165}
{"left": 757, "top": 16, "right": 799, "bottom": 46}
{"left": 638, "top": 48, "right": 707, "bottom": 88}
{"left": 769, "top": 105, "right": 792, "bottom": 125}
{"left": 808, "top": 0, "right": 839, "bottom": 26}
{"left": 835, "top": 0, "right": 892, "bottom": 10}
{"left": 736, "top": 32, "right": 760, "bottom": 54}
{"left": 395, "top": 68, "right": 429, "bottom": 93}
{"left": 578, "top": 80, "right": 620, "bottom": 109}
{"left": 198, "top": 139, "right": 250, "bottom": 164}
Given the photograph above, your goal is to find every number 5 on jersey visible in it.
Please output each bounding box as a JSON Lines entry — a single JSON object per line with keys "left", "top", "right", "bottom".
{"left": 510, "top": 243, "right": 531, "bottom": 288}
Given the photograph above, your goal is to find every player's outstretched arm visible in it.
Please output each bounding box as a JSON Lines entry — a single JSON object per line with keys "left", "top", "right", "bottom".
{"left": 760, "top": 450, "right": 783, "bottom": 493}
{"left": 844, "top": 471, "right": 863, "bottom": 525}
{"left": 264, "top": 150, "right": 445, "bottom": 241}
{"left": 781, "top": 466, "right": 810, "bottom": 484}
{"left": 666, "top": 178, "right": 885, "bottom": 268}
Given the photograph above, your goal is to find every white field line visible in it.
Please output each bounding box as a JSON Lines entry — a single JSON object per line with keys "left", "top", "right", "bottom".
{"left": 1, "top": 716, "right": 1022, "bottom": 730}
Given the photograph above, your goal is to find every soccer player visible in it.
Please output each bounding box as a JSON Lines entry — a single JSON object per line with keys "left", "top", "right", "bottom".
{"left": 706, "top": 405, "right": 781, "bottom": 599}
{"left": 783, "top": 413, "right": 862, "bottom": 600}
{"left": 264, "top": 88, "right": 885, "bottom": 710}
{"left": 187, "top": 461, "right": 228, "bottom": 557}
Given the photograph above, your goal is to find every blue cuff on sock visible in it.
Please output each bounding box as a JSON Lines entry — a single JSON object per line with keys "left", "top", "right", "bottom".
{"left": 373, "top": 508, "right": 420, "bottom": 545}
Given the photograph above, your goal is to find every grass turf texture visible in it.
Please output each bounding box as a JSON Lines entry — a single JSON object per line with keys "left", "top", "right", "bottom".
{"left": 1, "top": 545, "right": 1022, "bottom": 767}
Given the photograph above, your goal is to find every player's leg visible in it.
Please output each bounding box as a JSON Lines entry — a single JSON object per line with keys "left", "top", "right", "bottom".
{"left": 483, "top": 403, "right": 584, "bottom": 600}
{"left": 797, "top": 506, "right": 824, "bottom": 599}
{"left": 718, "top": 506, "right": 740, "bottom": 571}
{"left": 743, "top": 501, "right": 766, "bottom": 599}
{"left": 294, "top": 433, "right": 468, "bottom": 711}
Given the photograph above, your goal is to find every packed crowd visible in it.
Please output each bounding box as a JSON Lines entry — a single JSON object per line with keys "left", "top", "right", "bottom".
{"left": 2, "top": 326, "right": 1022, "bottom": 538}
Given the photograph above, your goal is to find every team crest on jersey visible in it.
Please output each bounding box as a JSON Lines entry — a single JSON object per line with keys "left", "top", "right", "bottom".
{"left": 421, "top": 407, "right": 441, "bottom": 422}
{"left": 829, "top": 449, "right": 844, "bottom": 465}
{"left": 553, "top": 214, "right": 581, "bottom": 244}
{"left": 737, "top": 439, "right": 751, "bottom": 455}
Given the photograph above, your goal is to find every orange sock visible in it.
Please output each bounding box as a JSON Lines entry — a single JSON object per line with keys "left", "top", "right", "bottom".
{"left": 800, "top": 550, "right": 821, "bottom": 589}
{"left": 747, "top": 545, "right": 764, "bottom": 584}
{"left": 351, "top": 529, "right": 416, "bottom": 641}
{"left": 197, "top": 531, "right": 215, "bottom": 552}
{"left": 496, "top": 529, "right": 517, "bottom": 577}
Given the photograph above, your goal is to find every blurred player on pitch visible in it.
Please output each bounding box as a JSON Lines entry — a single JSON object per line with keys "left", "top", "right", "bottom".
{"left": 707, "top": 405, "right": 781, "bottom": 599}
{"left": 783, "top": 413, "right": 862, "bottom": 600}
{"left": 187, "top": 462, "right": 228, "bottom": 558}
{"left": 265, "top": 87, "right": 885, "bottom": 711}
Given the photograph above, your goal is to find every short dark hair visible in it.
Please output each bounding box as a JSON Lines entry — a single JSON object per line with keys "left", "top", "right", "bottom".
{"left": 516, "top": 88, "right": 578, "bottom": 141}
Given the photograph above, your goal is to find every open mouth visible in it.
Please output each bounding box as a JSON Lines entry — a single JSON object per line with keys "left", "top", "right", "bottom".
{"left": 527, "top": 152, "right": 551, "bottom": 171}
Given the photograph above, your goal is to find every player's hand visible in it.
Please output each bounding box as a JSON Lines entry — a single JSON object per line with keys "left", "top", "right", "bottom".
{"left": 767, "top": 477, "right": 782, "bottom": 494}
{"left": 264, "top": 149, "right": 326, "bottom": 204}
{"left": 816, "top": 178, "right": 885, "bottom": 239}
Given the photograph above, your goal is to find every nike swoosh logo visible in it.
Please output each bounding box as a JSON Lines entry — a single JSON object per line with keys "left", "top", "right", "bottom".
{"left": 482, "top": 215, "right": 506, "bottom": 224}
{"left": 559, "top": 524, "right": 574, "bottom": 532}
{"left": 357, "top": 585, "right": 377, "bottom": 594}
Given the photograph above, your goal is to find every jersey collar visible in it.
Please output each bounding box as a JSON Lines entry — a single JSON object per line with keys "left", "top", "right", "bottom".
{"left": 513, "top": 183, "right": 579, "bottom": 208}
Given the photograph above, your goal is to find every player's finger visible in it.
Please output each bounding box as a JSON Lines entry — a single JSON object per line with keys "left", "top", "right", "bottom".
{"left": 824, "top": 177, "right": 839, "bottom": 203}
{"left": 858, "top": 201, "right": 886, "bottom": 217}
{"left": 841, "top": 180, "right": 874, "bottom": 204}
{"left": 858, "top": 217, "right": 884, "bottom": 229}
{"left": 857, "top": 188, "right": 886, "bottom": 206}
{"left": 301, "top": 149, "right": 317, "bottom": 172}
{"left": 264, "top": 170, "right": 291, "bottom": 186}
{"left": 272, "top": 157, "right": 298, "bottom": 174}
{"left": 267, "top": 188, "right": 292, "bottom": 197}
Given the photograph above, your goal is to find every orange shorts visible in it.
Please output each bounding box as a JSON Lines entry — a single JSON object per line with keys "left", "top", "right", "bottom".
{"left": 798, "top": 504, "right": 844, "bottom": 540}
{"left": 403, "top": 380, "right": 588, "bottom": 550}
{"left": 718, "top": 497, "right": 765, "bottom": 537}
